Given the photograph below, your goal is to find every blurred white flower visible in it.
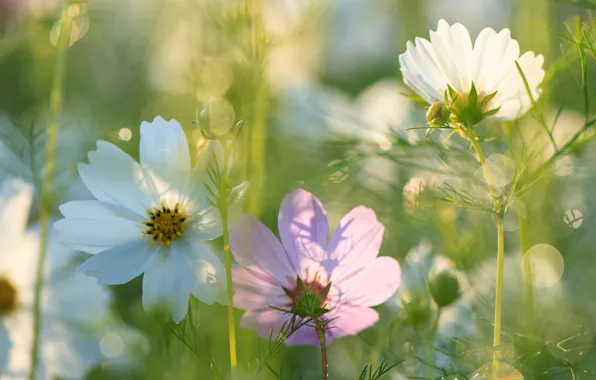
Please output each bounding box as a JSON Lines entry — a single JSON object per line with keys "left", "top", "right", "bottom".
{"left": 55, "top": 116, "right": 229, "bottom": 323}
{"left": 399, "top": 19, "right": 545, "bottom": 122}
{"left": 280, "top": 79, "right": 414, "bottom": 148}
{"left": 0, "top": 177, "right": 115, "bottom": 379}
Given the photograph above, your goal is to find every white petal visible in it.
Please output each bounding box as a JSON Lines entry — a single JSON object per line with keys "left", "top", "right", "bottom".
{"left": 472, "top": 28, "right": 520, "bottom": 94}
{"left": 3, "top": 309, "right": 34, "bottom": 378}
{"left": 399, "top": 41, "right": 445, "bottom": 102}
{"left": 0, "top": 233, "right": 38, "bottom": 297}
{"left": 140, "top": 116, "right": 191, "bottom": 192}
{"left": 414, "top": 38, "right": 450, "bottom": 95}
{"left": 492, "top": 52, "right": 544, "bottom": 120}
{"left": 185, "top": 207, "right": 223, "bottom": 241}
{"left": 171, "top": 240, "right": 227, "bottom": 306}
{"left": 79, "top": 141, "right": 153, "bottom": 216}
{"left": 79, "top": 239, "right": 157, "bottom": 285}
{"left": 142, "top": 250, "right": 190, "bottom": 323}
{"left": 429, "top": 20, "right": 473, "bottom": 93}
{"left": 0, "top": 177, "right": 33, "bottom": 239}
{"left": 55, "top": 201, "right": 142, "bottom": 254}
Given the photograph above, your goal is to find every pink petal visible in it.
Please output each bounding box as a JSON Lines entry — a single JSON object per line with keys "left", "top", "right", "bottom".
{"left": 334, "top": 257, "right": 401, "bottom": 307}
{"left": 285, "top": 323, "right": 320, "bottom": 346}
{"left": 239, "top": 308, "right": 291, "bottom": 340}
{"left": 278, "top": 189, "right": 329, "bottom": 274}
{"left": 232, "top": 265, "right": 289, "bottom": 310}
{"left": 327, "top": 206, "right": 384, "bottom": 281}
{"left": 326, "top": 305, "right": 379, "bottom": 339}
{"left": 229, "top": 215, "right": 295, "bottom": 286}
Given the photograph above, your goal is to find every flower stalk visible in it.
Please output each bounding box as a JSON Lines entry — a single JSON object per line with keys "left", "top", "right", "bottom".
{"left": 217, "top": 143, "right": 238, "bottom": 372}
{"left": 493, "top": 211, "right": 505, "bottom": 376}
{"left": 29, "top": 5, "right": 73, "bottom": 380}
{"left": 463, "top": 125, "right": 504, "bottom": 376}
{"left": 314, "top": 317, "right": 328, "bottom": 380}
{"left": 245, "top": 0, "right": 267, "bottom": 217}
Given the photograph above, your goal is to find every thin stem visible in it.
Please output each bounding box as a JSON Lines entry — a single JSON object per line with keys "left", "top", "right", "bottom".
{"left": 493, "top": 213, "right": 505, "bottom": 377}
{"left": 218, "top": 143, "right": 238, "bottom": 373}
{"left": 29, "top": 5, "right": 73, "bottom": 380}
{"left": 246, "top": 0, "right": 267, "bottom": 217}
{"left": 464, "top": 126, "right": 504, "bottom": 376}
{"left": 466, "top": 130, "right": 498, "bottom": 207}
{"left": 314, "top": 318, "right": 328, "bottom": 380}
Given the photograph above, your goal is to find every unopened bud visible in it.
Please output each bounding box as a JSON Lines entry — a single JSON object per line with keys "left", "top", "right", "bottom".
{"left": 199, "top": 98, "right": 236, "bottom": 139}
{"left": 426, "top": 101, "right": 451, "bottom": 125}
{"left": 428, "top": 270, "right": 460, "bottom": 308}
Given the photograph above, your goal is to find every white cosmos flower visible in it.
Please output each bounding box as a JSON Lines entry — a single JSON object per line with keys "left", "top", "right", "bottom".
{"left": 0, "top": 177, "right": 115, "bottom": 379}
{"left": 54, "top": 116, "right": 229, "bottom": 323}
{"left": 399, "top": 19, "right": 545, "bottom": 123}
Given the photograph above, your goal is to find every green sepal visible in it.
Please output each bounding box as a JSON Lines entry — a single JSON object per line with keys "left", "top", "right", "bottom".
{"left": 483, "top": 106, "right": 502, "bottom": 118}
{"left": 468, "top": 82, "right": 478, "bottom": 108}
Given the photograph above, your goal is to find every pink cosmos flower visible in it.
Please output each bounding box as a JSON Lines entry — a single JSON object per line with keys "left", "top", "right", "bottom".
{"left": 230, "top": 188, "right": 402, "bottom": 345}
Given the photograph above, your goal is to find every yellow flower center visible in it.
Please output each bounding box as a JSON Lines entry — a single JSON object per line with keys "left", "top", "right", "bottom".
{"left": 142, "top": 203, "right": 188, "bottom": 246}
{"left": 0, "top": 277, "right": 17, "bottom": 315}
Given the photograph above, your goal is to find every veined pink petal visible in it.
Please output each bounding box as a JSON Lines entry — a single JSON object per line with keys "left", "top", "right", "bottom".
{"left": 230, "top": 215, "right": 295, "bottom": 286}
{"left": 327, "top": 206, "right": 384, "bottom": 281}
{"left": 278, "top": 188, "right": 329, "bottom": 274}
{"left": 326, "top": 305, "right": 379, "bottom": 340}
{"left": 232, "top": 188, "right": 395, "bottom": 347}
{"left": 285, "top": 323, "right": 320, "bottom": 346}
{"left": 239, "top": 309, "right": 291, "bottom": 340}
{"left": 334, "top": 256, "right": 401, "bottom": 307}
{"left": 232, "top": 265, "right": 289, "bottom": 310}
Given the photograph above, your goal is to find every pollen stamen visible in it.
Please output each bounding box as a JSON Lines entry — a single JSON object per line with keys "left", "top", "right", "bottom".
{"left": 142, "top": 202, "right": 188, "bottom": 245}
{"left": 0, "top": 277, "right": 17, "bottom": 315}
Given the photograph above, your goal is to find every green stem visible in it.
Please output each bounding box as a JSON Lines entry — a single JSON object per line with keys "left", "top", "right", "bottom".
{"left": 465, "top": 127, "right": 504, "bottom": 376}
{"left": 314, "top": 318, "right": 328, "bottom": 380}
{"left": 467, "top": 133, "right": 498, "bottom": 203}
{"left": 493, "top": 213, "right": 505, "bottom": 377}
{"left": 29, "top": 5, "right": 73, "bottom": 380}
{"left": 221, "top": 206, "right": 237, "bottom": 371}
{"left": 246, "top": 0, "right": 267, "bottom": 217}
{"left": 218, "top": 143, "right": 238, "bottom": 373}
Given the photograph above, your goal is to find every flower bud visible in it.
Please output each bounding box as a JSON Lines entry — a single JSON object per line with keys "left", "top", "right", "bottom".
{"left": 425, "top": 101, "right": 451, "bottom": 125}
{"left": 198, "top": 98, "right": 236, "bottom": 139}
{"left": 428, "top": 270, "right": 460, "bottom": 308}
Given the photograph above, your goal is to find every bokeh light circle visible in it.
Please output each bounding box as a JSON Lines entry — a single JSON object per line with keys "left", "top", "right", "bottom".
{"left": 476, "top": 154, "right": 516, "bottom": 188}
{"left": 563, "top": 209, "right": 583, "bottom": 229}
{"left": 100, "top": 333, "right": 124, "bottom": 358}
{"left": 523, "top": 244, "right": 564, "bottom": 288}
{"left": 118, "top": 128, "right": 132, "bottom": 141}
